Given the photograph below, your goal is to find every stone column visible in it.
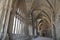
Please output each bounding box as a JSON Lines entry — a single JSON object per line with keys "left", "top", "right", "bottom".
{"left": 0, "top": 0, "right": 13, "bottom": 40}
{"left": 0, "top": 0, "right": 9, "bottom": 38}
{"left": 0, "top": 0, "right": 7, "bottom": 35}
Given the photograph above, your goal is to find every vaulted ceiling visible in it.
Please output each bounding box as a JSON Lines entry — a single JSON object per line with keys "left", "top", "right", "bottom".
{"left": 25, "top": 0, "right": 55, "bottom": 23}
{"left": 24, "top": 0, "right": 56, "bottom": 33}
{"left": 13, "top": 0, "right": 56, "bottom": 31}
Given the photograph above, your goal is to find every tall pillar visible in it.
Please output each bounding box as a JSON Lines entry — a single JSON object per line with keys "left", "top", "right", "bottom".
{"left": 0, "top": 0, "right": 13, "bottom": 40}
{"left": 0, "top": 0, "right": 8, "bottom": 35}
{"left": 0, "top": 0, "right": 10, "bottom": 39}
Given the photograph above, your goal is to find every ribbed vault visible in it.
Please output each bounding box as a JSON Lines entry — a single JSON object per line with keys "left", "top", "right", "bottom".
{"left": 27, "top": 0, "right": 56, "bottom": 37}
{"left": 0, "top": 0, "right": 57, "bottom": 40}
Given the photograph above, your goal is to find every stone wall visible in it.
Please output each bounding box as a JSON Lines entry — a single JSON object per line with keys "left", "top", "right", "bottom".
{"left": 55, "top": 0, "right": 60, "bottom": 40}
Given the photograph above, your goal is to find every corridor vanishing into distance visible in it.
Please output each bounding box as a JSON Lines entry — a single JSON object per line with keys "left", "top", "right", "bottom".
{"left": 0, "top": 0, "right": 60, "bottom": 40}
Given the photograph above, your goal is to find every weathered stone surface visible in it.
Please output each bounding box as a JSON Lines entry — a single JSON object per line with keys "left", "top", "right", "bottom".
{"left": 32, "top": 37, "right": 53, "bottom": 40}
{"left": 55, "top": 0, "right": 60, "bottom": 40}
{"left": 10, "top": 34, "right": 31, "bottom": 40}
{"left": 0, "top": 0, "right": 60, "bottom": 40}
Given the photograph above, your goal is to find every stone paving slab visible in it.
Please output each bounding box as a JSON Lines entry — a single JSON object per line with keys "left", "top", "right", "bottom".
{"left": 32, "top": 37, "right": 53, "bottom": 40}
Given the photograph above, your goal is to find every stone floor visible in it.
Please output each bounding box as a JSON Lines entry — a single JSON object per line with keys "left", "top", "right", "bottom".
{"left": 5, "top": 34, "right": 53, "bottom": 40}
{"left": 32, "top": 37, "right": 53, "bottom": 40}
